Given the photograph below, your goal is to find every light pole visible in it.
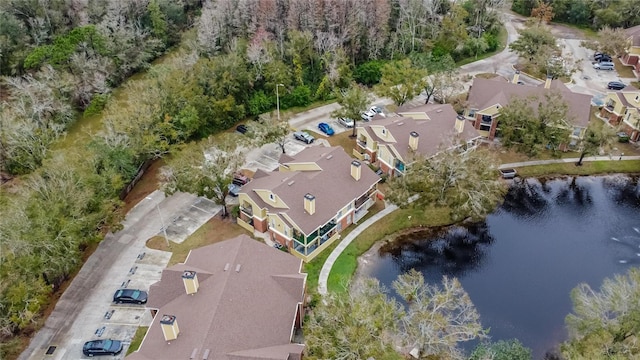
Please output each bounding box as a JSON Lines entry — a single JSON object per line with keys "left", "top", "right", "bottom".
{"left": 146, "top": 196, "right": 170, "bottom": 249}
{"left": 276, "top": 83, "right": 284, "bottom": 121}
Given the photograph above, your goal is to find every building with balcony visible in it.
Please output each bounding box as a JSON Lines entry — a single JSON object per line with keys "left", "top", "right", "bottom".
{"left": 236, "top": 146, "right": 380, "bottom": 262}
{"left": 354, "top": 103, "right": 481, "bottom": 176}
{"left": 600, "top": 87, "right": 640, "bottom": 141}
{"left": 465, "top": 74, "right": 592, "bottom": 145}
{"left": 127, "top": 234, "right": 306, "bottom": 360}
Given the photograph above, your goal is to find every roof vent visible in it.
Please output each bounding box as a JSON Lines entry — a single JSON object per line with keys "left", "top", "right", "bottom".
{"left": 436, "top": 109, "right": 443, "bottom": 113}
{"left": 235, "top": 264, "right": 242, "bottom": 272}
{"left": 397, "top": 122, "right": 404, "bottom": 126}
{"left": 190, "top": 348, "right": 199, "bottom": 359}
{"left": 203, "top": 349, "right": 210, "bottom": 359}
{"left": 288, "top": 180, "right": 295, "bottom": 186}
{"left": 326, "top": 154, "right": 333, "bottom": 159}
{"left": 224, "top": 263, "right": 230, "bottom": 271}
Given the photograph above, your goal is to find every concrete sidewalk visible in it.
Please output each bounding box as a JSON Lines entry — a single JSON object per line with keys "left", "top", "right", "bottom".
{"left": 318, "top": 203, "right": 398, "bottom": 295}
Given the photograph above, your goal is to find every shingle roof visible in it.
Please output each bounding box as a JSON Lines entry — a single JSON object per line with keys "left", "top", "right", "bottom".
{"left": 626, "top": 24, "right": 640, "bottom": 46}
{"left": 362, "top": 104, "right": 480, "bottom": 160}
{"left": 467, "top": 77, "right": 592, "bottom": 128}
{"left": 241, "top": 146, "right": 379, "bottom": 235}
{"left": 127, "top": 235, "right": 305, "bottom": 360}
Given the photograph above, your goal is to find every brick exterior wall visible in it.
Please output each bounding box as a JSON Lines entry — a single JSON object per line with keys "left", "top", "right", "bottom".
{"left": 620, "top": 123, "right": 640, "bottom": 141}
{"left": 473, "top": 114, "right": 498, "bottom": 140}
{"left": 601, "top": 107, "right": 623, "bottom": 125}
{"left": 253, "top": 218, "right": 268, "bottom": 232}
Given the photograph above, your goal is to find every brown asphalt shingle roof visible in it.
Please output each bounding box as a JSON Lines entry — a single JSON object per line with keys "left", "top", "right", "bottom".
{"left": 241, "top": 146, "right": 379, "bottom": 235}
{"left": 362, "top": 104, "right": 481, "bottom": 160}
{"left": 626, "top": 24, "right": 640, "bottom": 46}
{"left": 467, "top": 77, "right": 592, "bottom": 128}
{"left": 127, "top": 235, "right": 305, "bottom": 360}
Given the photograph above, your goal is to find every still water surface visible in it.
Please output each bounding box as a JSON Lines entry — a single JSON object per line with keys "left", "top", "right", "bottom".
{"left": 361, "top": 175, "right": 640, "bottom": 359}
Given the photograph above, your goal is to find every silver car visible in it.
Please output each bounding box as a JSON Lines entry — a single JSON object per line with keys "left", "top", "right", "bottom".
{"left": 293, "top": 131, "right": 315, "bottom": 144}
{"left": 338, "top": 117, "right": 354, "bottom": 128}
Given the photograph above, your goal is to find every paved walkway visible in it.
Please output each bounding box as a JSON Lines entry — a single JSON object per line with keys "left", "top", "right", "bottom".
{"left": 318, "top": 204, "right": 398, "bottom": 295}
{"left": 317, "top": 155, "right": 640, "bottom": 294}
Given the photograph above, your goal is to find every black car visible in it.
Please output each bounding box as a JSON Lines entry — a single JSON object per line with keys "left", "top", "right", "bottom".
{"left": 594, "top": 52, "right": 609, "bottom": 61}
{"left": 83, "top": 339, "right": 123, "bottom": 357}
{"left": 607, "top": 81, "right": 626, "bottom": 90}
{"left": 236, "top": 124, "right": 248, "bottom": 134}
{"left": 113, "top": 289, "right": 148, "bottom": 304}
{"left": 598, "top": 56, "right": 613, "bottom": 63}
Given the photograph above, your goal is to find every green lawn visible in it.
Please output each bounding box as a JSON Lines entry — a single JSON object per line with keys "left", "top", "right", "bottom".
{"left": 614, "top": 58, "right": 636, "bottom": 79}
{"left": 127, "top": 326, "right": 149, "bottom": 355}
{"left": 328, "top": 205, "right": 453, "bottom": 293}
{"left": 516, "top": 160, "right": 640, "bottom": 178}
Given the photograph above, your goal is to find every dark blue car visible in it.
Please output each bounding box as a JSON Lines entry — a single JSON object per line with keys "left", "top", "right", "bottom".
{"left": 113, "top": 289, "right": 147, "bottom": 304}
{"left": 83, "top": 339, "right": 123, "bottom": 357}
{"left": 318, "top": 122, "right": 334, "bottom": 136}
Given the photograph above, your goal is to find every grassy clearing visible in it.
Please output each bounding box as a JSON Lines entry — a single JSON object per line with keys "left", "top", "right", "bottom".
{"left": 327, "top": 131, "right": 357, "bottom": 154}
{"left": 146, "top": 216, "right": 249, "bottom": 266}
{"left": 126, "top": 326, "right": 149, "bottom": 355}
{"left": 614, "top": 59, "right": 636, "bottom": 79}
{"left": 328, "top": 205, "right": 453, "bottom": 293}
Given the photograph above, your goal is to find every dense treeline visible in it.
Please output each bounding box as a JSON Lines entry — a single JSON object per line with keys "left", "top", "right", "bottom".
{"left": 512, "top": 0, "right": 640, "bottom": 28}
{"left": 0, "top": 0, "right": 200, "bottom": 176}
{"left": 0, "top": 0, "right": 507, "bottom": 358}
{"left": 1, "top": 0, "right": 506, "bottom": 178}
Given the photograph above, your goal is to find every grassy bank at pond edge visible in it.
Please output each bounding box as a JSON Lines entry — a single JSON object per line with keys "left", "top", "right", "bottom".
{"left": 311, "top": 160, "right": 640, "bottom": 295}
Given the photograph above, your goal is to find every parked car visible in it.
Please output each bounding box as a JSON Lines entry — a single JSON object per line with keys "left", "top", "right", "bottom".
{"left": 318, "top": 122, "right": 335, "bottom": 136}
{"left": 236, "top": 124, "right": 248, "bottom": 134}
{"left": 499, "top": 168, "right": 517, "bottom": 179}
{"left": 293, "top": 131, "right": 315, "bottom": 144}
{"left": 369, "top": 106, "right": 383, "bottom": 114}
{"left": 232, "top": 173, "right": 249, "bottom": 186}
{"left": 607, "top": 81, "right": 626, "bottom": 90}
{"left": 598, "top": 55, "right": 613, "bottom": 63}
{"left": 338, "top": 117, "right": 354, "bottom": 128}
{"left": 83, "top": 339, "right": 123, "bottom": 357}
{"left": 113, "top": 289, "right": 148, "bottom": 304}
{"left": 593, "top": 62, "right": 614, "bottom": 70}
{"left": 361, "top": 112, "right": 373, "bottom": 121}
{"left": 594, "top": 52, "right": 608, "bottom": 60}
{"left": 228, "top": 183, "right": 241, "bottom": 197}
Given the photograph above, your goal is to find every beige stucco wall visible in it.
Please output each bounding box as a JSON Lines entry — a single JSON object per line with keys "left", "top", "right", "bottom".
{"left": 279, "top": 162, "right": 322, "bottom": 172}
{"left": 255, "top": 189, "right": 289, "bottom": 209}
{"left": 371, "top": 126, "right": 397, "bottom": 142}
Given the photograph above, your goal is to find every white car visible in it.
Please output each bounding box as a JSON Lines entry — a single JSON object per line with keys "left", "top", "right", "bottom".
{"left": 338, "top": 117, "right": 354, "bottom": 128}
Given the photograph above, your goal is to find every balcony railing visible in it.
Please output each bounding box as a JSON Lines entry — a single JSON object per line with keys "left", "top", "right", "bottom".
{"left": 357, "top": 140, "right": 367, "bottom": 149}
{"left": 240, "top": 206, "right": 253, "bottom": 216}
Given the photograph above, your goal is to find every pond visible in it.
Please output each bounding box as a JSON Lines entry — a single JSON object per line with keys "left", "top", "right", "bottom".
{"left": 359, "top": 175, "right": 640, "bottom": 359}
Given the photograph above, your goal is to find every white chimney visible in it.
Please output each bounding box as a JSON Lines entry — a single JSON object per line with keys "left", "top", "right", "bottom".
{"left": 350, "top": 160, "right": 361, "bottom": 181}
{"left": 182, "top": 270, "right": 199, "bottom": 295}
{"left": 409, "top": 131, "right": 419, "bottom": 151}
{"left": 160, "top": 315, "right": 180, "bottom": 341}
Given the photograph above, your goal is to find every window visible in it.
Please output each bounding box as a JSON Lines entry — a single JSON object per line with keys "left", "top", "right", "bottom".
{"left": 382, "top": 128, "right": 387, "bottom": 135}
{"left": 337, "top": 209, "right": 342, "bottom": 217}
{"left": 468, "top": 109, "right": 477, "bottom": 118}
{"left": 606, "top": 100, "right": 615, "bottom": 109}
{"left": 269, "top": 193, "right": 274, "bottom": 201}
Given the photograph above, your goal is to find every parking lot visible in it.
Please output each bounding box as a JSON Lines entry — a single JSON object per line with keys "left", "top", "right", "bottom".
{"left": 561, "top": 38, "right": 633, "bottom": 98}
{"left": 23, "top": 192, "right": 220, "bottom": 360}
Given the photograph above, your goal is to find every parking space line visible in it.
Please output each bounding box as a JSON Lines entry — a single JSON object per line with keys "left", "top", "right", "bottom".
{"left": 190, "top": 205, "right": 217, "bottom": 214}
